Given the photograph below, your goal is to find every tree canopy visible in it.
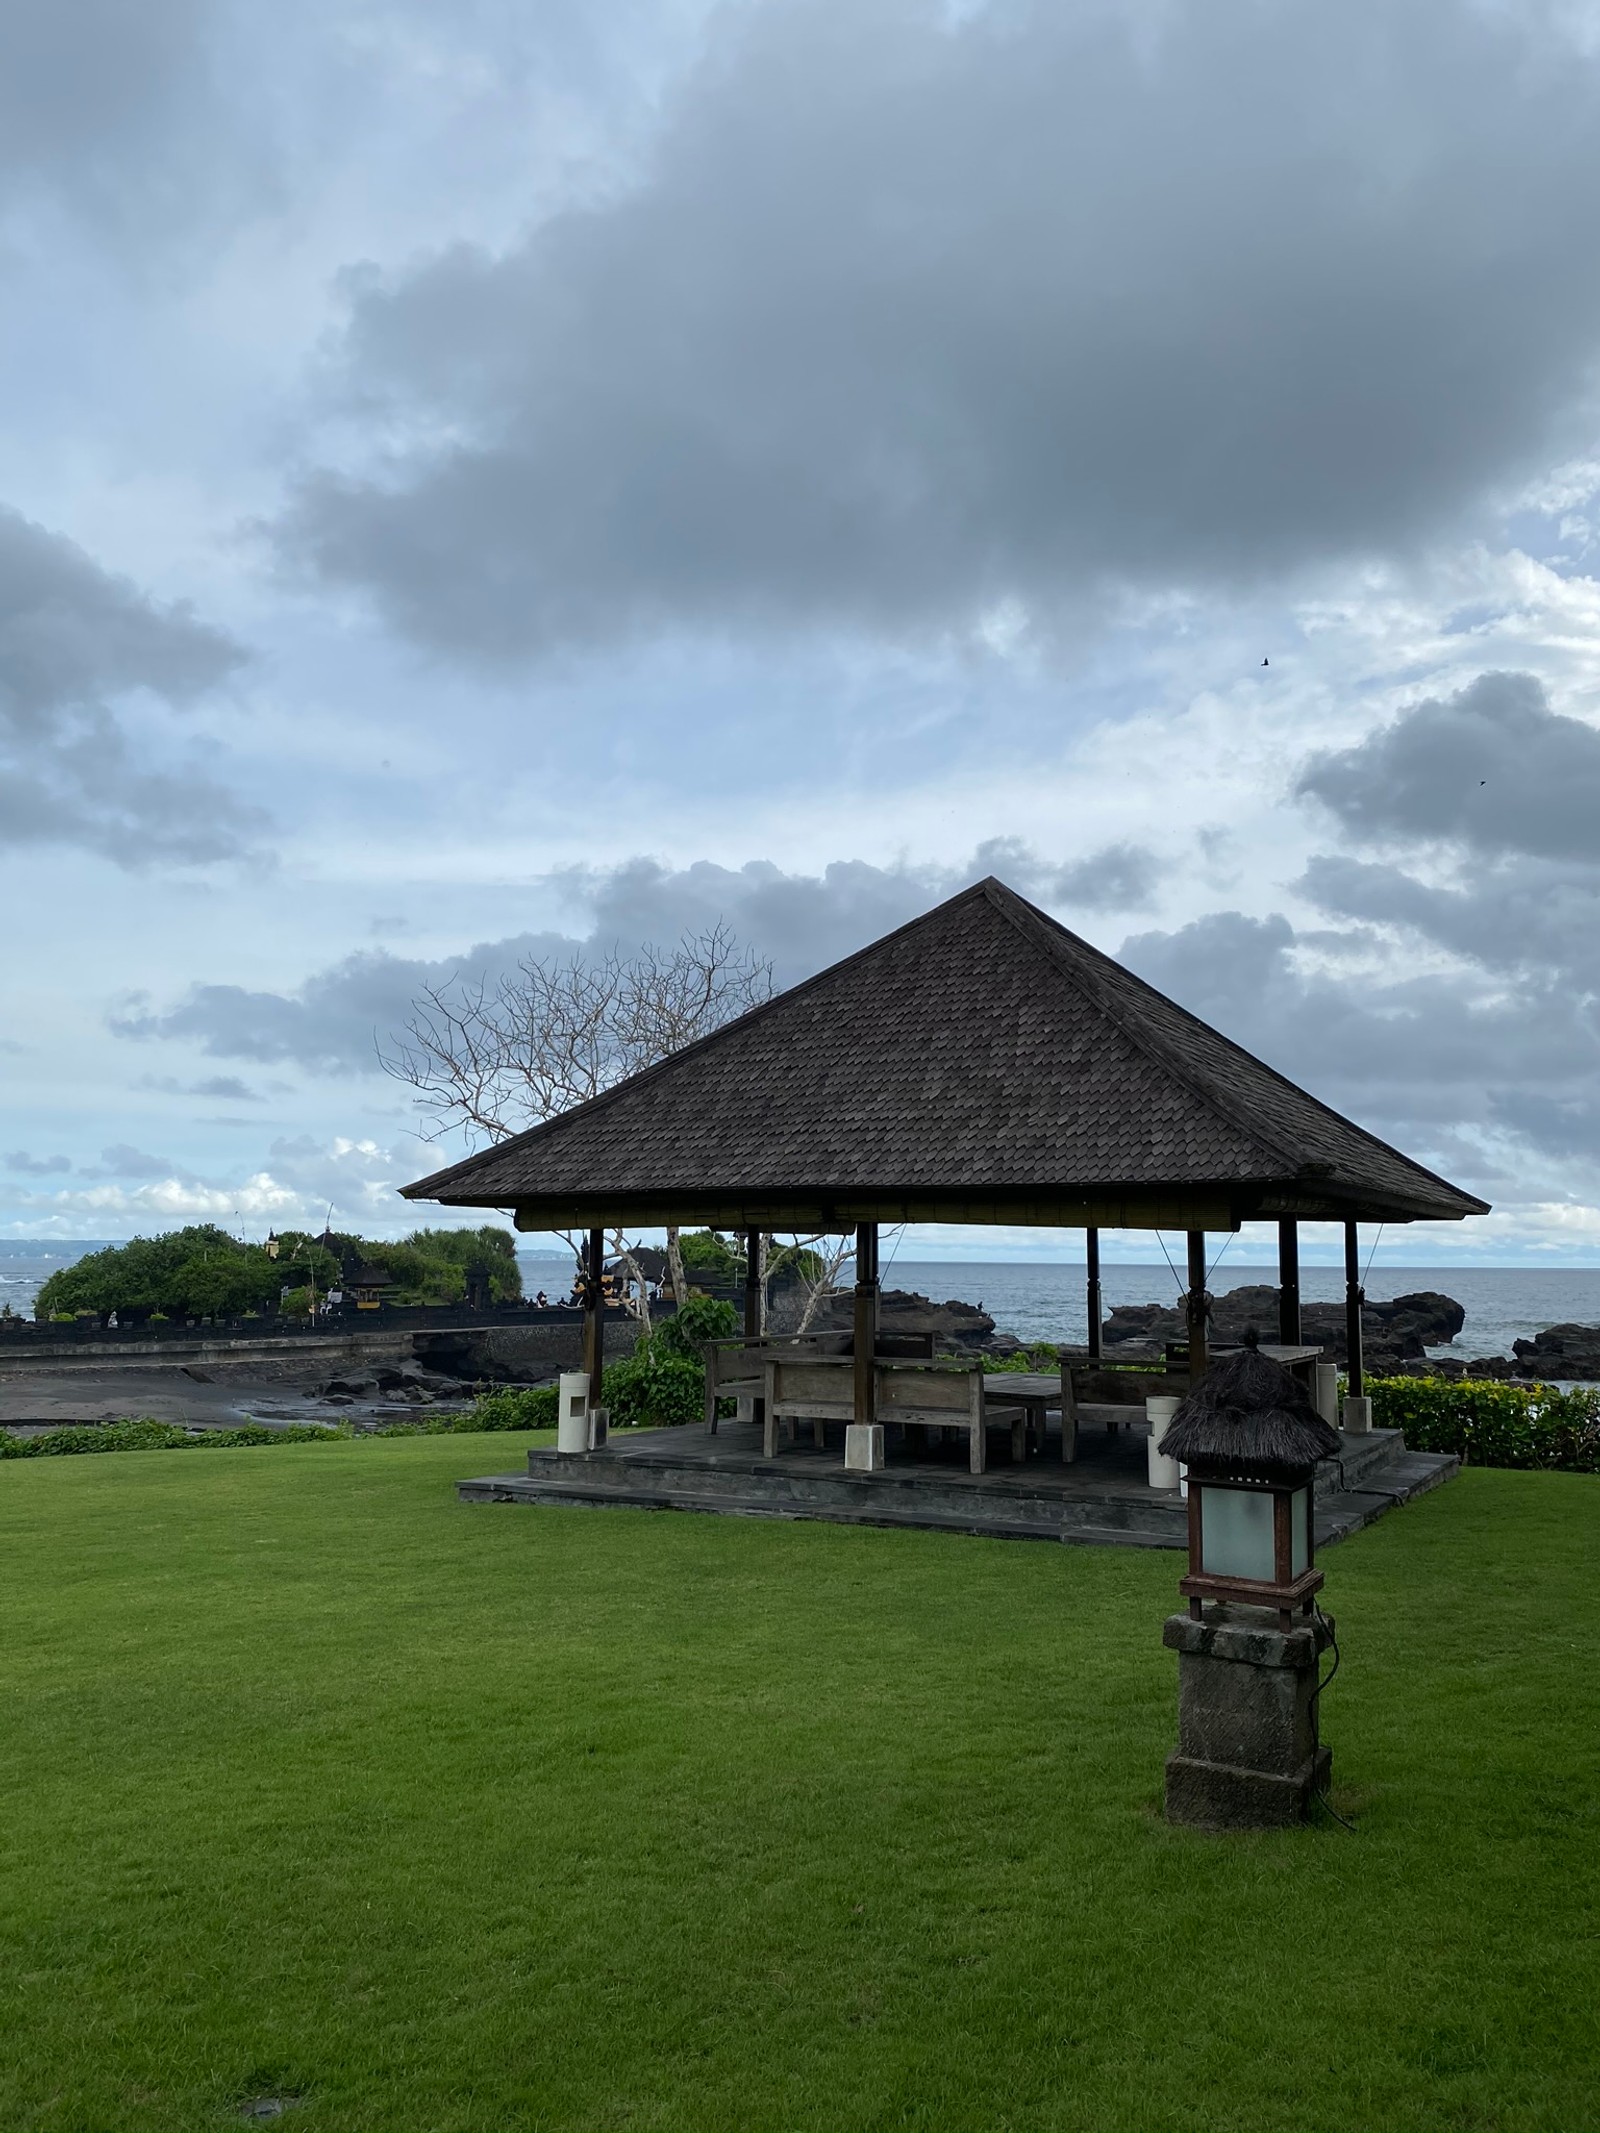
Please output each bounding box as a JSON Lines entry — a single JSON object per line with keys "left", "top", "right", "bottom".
{"left": 35, "top": 1224, "right": 522, "bottom": 1321}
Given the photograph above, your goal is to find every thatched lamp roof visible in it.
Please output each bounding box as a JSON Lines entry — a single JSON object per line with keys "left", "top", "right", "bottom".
{"left": 1157, "top": 1332, "right": 1342, "bottom": 1474}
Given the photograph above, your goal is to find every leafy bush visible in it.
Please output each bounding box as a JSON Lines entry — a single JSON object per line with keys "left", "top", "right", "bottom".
{"left": 602, "top": 1347, "right": 706, "bottom": 1429}
{"left": 654, "top": 1293, "right": 740, "bottom": 1361}
{"left": 986, "top": 1343, "right": 1061, "bottom": 1372}
{"left": 467, "top": 1385, "right": 561, "bottom": 1431}
{"left": 1370, "top": 1376, "right": 1600, "bottom": 1472}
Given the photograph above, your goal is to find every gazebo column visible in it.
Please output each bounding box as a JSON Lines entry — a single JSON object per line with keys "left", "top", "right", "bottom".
{"left": 582, "top": 1225, "right": 605, "bottom": 1414}
{"left": 743, "top": 1229, "right": 763, "bottom": 1340}
{"left": 1277, "top": 1219, "right": 1301, "bottom": 1346}
{"left": 847, "top": 1220, "right": 884, "bottom": 1471}
{"left": 740, "top": 1227, "right": 764, "bottom": 1429}
{"left": 1343, "top": 1220, "right": 1371, "bottom": 1433}
{"left": 1085, "top": 1227, "right": 1103, "bottom": 1362}
{"left": 1186, "top": 1231, "right": 1209, "bottom": 1382}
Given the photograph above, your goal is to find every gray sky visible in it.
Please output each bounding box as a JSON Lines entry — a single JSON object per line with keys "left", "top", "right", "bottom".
{"left": 6, "top": 0, "right": 1600, "bottom": 1264}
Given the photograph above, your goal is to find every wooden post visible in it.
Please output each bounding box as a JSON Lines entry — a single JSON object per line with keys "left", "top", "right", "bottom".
{"left": 1277, "top": 1219, "right": 1301, "bottom": 1347}
{"left": 1085, "top": 1226, "right": 1103, "bottom": 1362}
{"left": 853, "top": 1221, "right": 879, "bottom": 1429}
{"left": 743, "top": 1228, "right": 762, "bottom": 1341}
{"left": 1344, "top": 1220, "right": 1364, "bottom": 1399}
{"left": 583, "top": 1225, "right": 604, "bottom": 1407}
{"left": 1186, "top": 1230, "right": 1208, "bottom": 1383}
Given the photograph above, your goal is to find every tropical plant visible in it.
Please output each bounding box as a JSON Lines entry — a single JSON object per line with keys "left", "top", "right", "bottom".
{"left": 654, "top": 1294, "right": 740, "bottom": 1360}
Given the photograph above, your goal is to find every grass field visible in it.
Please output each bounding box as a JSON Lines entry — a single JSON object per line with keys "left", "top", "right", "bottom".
{"left": 1, "top": 1437, "right": 1596, "bottom": 2132}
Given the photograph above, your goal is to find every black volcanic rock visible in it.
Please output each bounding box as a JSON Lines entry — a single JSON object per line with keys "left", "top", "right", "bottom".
{"left": 1101, "top": 1282, "right": 1465, "bottom": 1370}
{"left": 1512, "top": 1324, "right": 1600, "bottom": 1380}
{"left": 805, "top": 1287, "right": 999, "bottom": 1351}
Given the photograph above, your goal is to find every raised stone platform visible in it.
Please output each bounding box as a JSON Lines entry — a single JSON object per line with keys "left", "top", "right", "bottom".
{"left": 458, "top": 1415, "right": 1457, "bottom": 1549}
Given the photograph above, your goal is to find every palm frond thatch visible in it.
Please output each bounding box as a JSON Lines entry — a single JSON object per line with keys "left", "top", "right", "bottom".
{"left": 1157, "top": 1331, "right": 1341, "bottom": 1471}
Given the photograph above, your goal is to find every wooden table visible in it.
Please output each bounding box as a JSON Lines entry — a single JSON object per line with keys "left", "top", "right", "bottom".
{"left": 983, "top": 1372, "right": 1062, "bottom": 1460}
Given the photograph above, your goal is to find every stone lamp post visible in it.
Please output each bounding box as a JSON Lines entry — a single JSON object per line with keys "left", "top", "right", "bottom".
{"left": 1155, "top": 1333, "right": 1343, "bottom": 1830}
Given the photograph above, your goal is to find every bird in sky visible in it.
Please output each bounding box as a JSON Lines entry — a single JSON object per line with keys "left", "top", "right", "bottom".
{"left": 1261, "top": 656, "right": 1269, "bottom": 667}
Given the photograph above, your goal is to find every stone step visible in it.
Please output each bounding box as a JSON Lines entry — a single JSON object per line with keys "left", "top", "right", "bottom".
{"left": 458, "top": 1470, "right": 1183, "bottom": 1547}
{"left": 454, "top": 1421, "right": 1456, "bottom": 1552}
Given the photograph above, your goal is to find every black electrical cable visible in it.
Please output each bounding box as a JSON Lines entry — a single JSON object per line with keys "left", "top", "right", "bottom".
{"left": 1307, "top": 1602, "right": 1357, "bottom": 1832}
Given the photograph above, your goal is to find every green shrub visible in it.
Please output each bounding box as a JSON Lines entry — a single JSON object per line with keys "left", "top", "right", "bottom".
{"left": 467, "top": 1385, "right": 560, "bottom": 1431}
{"left": 1370, "top": 1376, "right": 1600, "bottom": 1472}
{"left": 602, "top": 1348, "right": 706, "bottom": 1429}
{"left": 654, "top": 1293, "right": 740, "bottom": 1361}
{"left": 986, "top": 1343, "right": 1061, "bottom": 1372}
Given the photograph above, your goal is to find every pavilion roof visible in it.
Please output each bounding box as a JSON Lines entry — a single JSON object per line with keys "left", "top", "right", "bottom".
{"left": 401, "top": 878, "right": 1489, "bottom": 1232}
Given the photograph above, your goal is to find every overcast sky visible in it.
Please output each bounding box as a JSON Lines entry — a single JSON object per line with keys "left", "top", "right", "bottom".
{"left": 6, "top": 0, "right": 1600, "bottom": 1267}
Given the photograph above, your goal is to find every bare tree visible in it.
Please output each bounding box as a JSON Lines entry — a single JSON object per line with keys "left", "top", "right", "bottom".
{"left": 381, "top": 924, "right": 773, "bottom": 1308}
{"left": 769, "top": 1232, "right": 857, "bottom": 1333}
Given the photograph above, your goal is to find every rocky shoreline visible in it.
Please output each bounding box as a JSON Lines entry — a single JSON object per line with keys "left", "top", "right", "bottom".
{"left": 835, "top": 1283, "right": 1600, "bottom": 1382}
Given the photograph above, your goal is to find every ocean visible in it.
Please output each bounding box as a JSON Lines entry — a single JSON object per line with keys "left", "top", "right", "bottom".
{"left": 8, "top": 1240, "right": 1600, "bottom": 1361}
{"left": 516, "top": 1249, "right": 1600, "bottom": 1360}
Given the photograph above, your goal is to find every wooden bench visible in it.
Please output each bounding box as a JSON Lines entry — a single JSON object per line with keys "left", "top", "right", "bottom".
{"left": 762, "top": 1356, "right": 1026, "bottom": 1474}
{"left": 703, "top": 1331, "right": 934, "bottom": 1432}
{"left": 702, "top": 1332, "right": 849, "bottom": 1432}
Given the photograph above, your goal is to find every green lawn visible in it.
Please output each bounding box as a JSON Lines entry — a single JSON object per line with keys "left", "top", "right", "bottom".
{"left": 1, "top": 1440, "right": 1596, "bottom": 2133}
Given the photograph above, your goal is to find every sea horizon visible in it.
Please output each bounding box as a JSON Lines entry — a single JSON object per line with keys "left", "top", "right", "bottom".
{"left": 9, "top": 1240, "right": 1600, "bottom": 1358}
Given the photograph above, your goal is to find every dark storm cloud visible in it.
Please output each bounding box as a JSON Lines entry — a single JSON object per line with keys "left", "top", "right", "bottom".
{"left": 111, "top": 840, "right": 1161, "bottom": 1071}
{"left": 111, "top": 932, "right": 582, "bottom": 1075}
{"left": 1297, "top": 672, "right": 1600, "bottom": 861}
{"left": 0, "top": 506, "right": 257, "bottom": 865}
{"left": 0, "top": 0, "right": 254, "bottom": 251}
{"left": 280, "top": 0, "right": 1600, "bottom": 661}
{"left": 1119, "top": 908, "right": 1600, "bottom": 1179}
{"left": 1300, "top": 850, "right": 1600, "bottom": 992}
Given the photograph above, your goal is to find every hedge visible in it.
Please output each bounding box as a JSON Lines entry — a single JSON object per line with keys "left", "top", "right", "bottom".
{"left": 0, "top": 1419, "right": 350, "bottom": 1459}
{"left": 1369, "top": 1376, "right": 1600, "bottom": 1473}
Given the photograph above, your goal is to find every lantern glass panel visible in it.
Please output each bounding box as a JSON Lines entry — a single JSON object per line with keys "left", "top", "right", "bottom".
{"left": 1199, "top": 1483, "right": 1275, "bottom": 1582}
{"left": 1291, "top": 1485, "right": 1310, "bottom": 1577}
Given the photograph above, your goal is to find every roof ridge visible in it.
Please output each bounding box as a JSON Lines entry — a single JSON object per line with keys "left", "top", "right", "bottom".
{"left": 407, "top": 879, "right": 1005, "bottom": 1199}
{"left": 977, "top": 880, "right": 1309, "bottom": 1176}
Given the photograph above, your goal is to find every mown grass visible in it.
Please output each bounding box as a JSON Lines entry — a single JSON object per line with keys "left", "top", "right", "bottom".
{"left": 0, "top": 1438, "right": 1595, "bottom": 2132}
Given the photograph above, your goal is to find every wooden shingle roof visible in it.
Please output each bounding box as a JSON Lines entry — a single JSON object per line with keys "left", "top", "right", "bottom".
{"left": 401, "top": 878, "right": 1489, "bottom": 1232}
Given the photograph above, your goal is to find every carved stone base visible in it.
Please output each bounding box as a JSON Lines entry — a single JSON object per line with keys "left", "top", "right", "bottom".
{"left": 1162, "top": 1603, "right": 1334, "bottom": 1830}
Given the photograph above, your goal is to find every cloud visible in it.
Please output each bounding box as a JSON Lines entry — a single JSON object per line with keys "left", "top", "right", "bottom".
{"left": 278, "top": 0, "right": 1600, "bottom": 662}
{"left": 111, "top": 839, "right": 1161, "bottom": 1072}
{"left": 137, "top": 1073, "right": 265, "bottom": 1102}
{"left": 1297, "top": 671, "right": 1600, "bottom": 861}
{"left": 88, "top": 1144, "right": 184, "bottom": 1181}
{"left": 111, "top": 932, "right": 579, "bottom": 1075}
{"left": 0, "top": 505, "right": 259, "bottom": 864}
{"left": 0, "top": 0, "right": 280, "bottom": 265}
{"left": 1300, "top": 849, "right": 1600, "bottom": 993}
{"left": 1117, "top": 904, "right": 1600, "bottom": 1189}
{"left": 0, "top": 1135, "right": 413, "bottom": 1233}
{"left": 4, "top": 1151, "right": 70, "bottom": 1175}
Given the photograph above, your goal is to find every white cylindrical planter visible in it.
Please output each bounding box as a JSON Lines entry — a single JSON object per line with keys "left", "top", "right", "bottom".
{"left": 1146, "top": 1395, "right": 1182, "bottom": 1490}
{"left": 1342, "top": 1393, "right": 1372, "bottom": 1435}
{"left": 557, "top": 1370, "right": 591, "bottom": 1453}
{"left": 1313, "top": 1362, "right": 1340, "bottom": 1429}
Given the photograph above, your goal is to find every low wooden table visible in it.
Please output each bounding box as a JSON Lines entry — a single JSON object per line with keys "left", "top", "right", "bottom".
{"left": 982, "top": 1372, "right": 1062, "bottom": 1460}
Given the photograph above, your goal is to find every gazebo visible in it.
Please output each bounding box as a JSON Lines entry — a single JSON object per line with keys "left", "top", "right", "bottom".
{"left": 403, "top": 877, "right": 1486, "bottom": 1452}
